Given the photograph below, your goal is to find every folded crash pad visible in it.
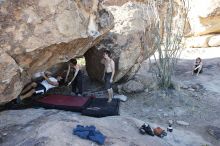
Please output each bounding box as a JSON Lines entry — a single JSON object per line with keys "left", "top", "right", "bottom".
{"left": 34, "top": 94, "right": 94, "bottom": 112}
{"left": 81, "top": 98, "right": 120, "bottom": 117}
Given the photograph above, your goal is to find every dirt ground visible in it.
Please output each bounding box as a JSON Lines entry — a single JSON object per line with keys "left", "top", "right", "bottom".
{"left": 120, "top": 47, "right": 220, "bottom": 146}
{"left": 1, "top": 47, "right": 219, "bottom": 146}
{"left": 50, "top": 47, "right": 220, "bottom": 146}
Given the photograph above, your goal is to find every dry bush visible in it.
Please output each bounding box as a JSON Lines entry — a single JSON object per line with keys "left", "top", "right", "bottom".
{"left": 143, "top": 0, "right": 189, "bottom": 89}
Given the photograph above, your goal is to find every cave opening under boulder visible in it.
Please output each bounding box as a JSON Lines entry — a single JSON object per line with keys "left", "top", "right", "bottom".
{"left": 45, "top": 55, "right": 104, "bottom": 95}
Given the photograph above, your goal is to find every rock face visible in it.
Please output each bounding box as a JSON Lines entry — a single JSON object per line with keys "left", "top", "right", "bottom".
{"left": 187, "top": 0, "right": 220, "bottom": 36}
{"left": 184, "top": 34, "right": 220, "bottom": 48}
{"left": 85, "top": 2, "right": 156, "bottom": 82}
{"left": 184, "top": 35, "right": 213, "bottom": 48}
{"left": 185, "top": 0, "right": 220, "bottom": 47}
{"left": 208, "top": 34, "right": 220, "bottom": 47}
{"left": 0, "top": 109, "right": 169, "bottom": 146}
{"left": 0, "top": 0, "right": 113, "bottom": 104}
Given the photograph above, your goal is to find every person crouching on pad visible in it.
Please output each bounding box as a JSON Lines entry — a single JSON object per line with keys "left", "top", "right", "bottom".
{"left": 101, "top": 50, "right": 115, "bottom": 103}
{"left": 17, "top": 71, "right": 62, "bottom": 103}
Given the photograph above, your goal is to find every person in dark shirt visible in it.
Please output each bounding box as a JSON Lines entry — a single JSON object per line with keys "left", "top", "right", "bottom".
{"left": 192, "top": 57, "right": 203, "bottom": 76}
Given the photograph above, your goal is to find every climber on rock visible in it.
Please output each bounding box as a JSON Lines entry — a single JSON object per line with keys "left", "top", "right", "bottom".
{"left": 17, "top": 71, "right": 62, "bottom": 103}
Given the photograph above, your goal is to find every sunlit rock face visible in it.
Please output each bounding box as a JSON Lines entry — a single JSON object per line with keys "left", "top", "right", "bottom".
{"left": 185, "top": 0, "right": 220, "bottom": 47}
{"left": 85, "top": 2, "right": 156, "bottom": 82}
{"left": 0, "top": 0, "right": 113, "bottom": 104}
{"left": 187, "top": 0, "right": 220, "bottom": 36}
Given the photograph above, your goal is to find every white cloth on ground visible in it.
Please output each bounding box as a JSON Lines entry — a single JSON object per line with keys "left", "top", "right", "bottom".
{"left": 113, "top": 94, "right": 128, "bottom": 102}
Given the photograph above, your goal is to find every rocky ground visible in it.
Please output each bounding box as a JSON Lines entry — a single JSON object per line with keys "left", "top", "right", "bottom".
{"left": 120, "top": 87, "right": 220, "bottom": 146}
{"left": 0, "top": 109, "right": 170, "bottom": 146}
{"left": 0, "top": 47, "right": 220, "bottom": 146}
{"left": 120, "top": 47, "right": 220, "bottom": 146}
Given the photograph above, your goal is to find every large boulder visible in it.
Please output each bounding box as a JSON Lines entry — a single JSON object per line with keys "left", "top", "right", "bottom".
{"left": 185, "top": 34, "right": 220, "bottom": 48}
{"left": 0, "top": 109, "right": 169, "bottom": 146}
{"left": 187, "top": 0, "right": 220, "bottom": 36}
{"left": 0, "top": 53, "right": 22, "bottom": 103}
{"left": 85, "top": 2, "right": 156, "bottom": 82}
{"left": 0, "top": 0, "right": 114, "bottom": 104}
{"left": 184, "top": 35, "right": 213, "bottom": 48}
{"left": 183, "top": 0, "right": 220, "bottom": 47}
{"left": 208, "top": 34, "right": 220, "bottom": 47}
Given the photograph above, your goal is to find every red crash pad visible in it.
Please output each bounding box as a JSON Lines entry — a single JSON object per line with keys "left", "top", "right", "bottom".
{"left": 35, "top": 94, "right": 94, "bottom": 112}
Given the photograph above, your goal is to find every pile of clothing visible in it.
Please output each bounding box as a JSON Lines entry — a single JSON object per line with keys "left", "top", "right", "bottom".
{"left": 73, "top": 125, "right": 106, "bottom": 145}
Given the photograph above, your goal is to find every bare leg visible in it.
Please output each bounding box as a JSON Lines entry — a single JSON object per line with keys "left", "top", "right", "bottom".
{"left": 196, "top": 66, "right": 202, "bottom": 76}
{"left": 192, "top": 66, "right": 195, "bottom": 75}
{"left": 20, "top": 82, "right": 37, "bottom": 95}
{"left": 107, "top": 88, "right": 113, "bottom": 102}
{"left": 20, "top": 89, "right": 35, "bottom": 100}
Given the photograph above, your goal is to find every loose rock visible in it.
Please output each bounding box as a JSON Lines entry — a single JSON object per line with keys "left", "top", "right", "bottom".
{"left": 188, "top": 88, "right": 195, "bottom": 92}
{"left": 206, "top": 125, "right": 220, "bottom": 140}
{"left": 122, "top": 80, "right": 145, "bottom": 93}
{"left": 176, "top": 121, "right": 190, "bottom": 126}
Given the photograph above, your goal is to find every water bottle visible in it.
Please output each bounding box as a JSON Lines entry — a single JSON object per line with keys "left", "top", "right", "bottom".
{"left": 167, "top": 124, "right": 173, "bottom": 132}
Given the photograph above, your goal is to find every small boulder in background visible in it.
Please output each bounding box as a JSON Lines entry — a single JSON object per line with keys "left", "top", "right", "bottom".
{"left": 122, "top": 80, "right": 145, "bottom": 93}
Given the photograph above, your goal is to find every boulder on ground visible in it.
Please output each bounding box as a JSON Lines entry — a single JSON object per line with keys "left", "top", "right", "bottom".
{"left": 184, "top": 35, "right": 213, "bottom": 48}
{"left": 85, "top": 2, "right": 157, "bottom": 82}
{"left": 122, "top": 80, "right": 145, "bottom": 93}
{"left": 176, "top": 120, "right": 190, "bottom": 126}
{"left": 208, "top": 35, "right": 220, "bottom": 47}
